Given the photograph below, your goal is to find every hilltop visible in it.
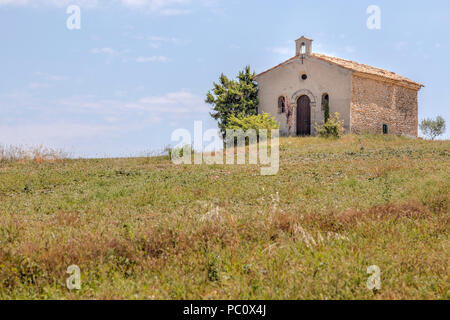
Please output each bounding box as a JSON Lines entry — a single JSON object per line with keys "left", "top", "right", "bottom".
{"left": 0, "top": 135, "right": 448, "bottom": 299}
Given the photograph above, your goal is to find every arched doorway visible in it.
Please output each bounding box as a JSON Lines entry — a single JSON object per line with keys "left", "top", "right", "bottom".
{"left": 297, "top": 95, "right": 311, "bottom": 136}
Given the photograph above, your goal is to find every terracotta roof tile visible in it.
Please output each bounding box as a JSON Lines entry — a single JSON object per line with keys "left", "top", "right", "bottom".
{"left": 312, "top": 53, "right": 423, "bottom": 88}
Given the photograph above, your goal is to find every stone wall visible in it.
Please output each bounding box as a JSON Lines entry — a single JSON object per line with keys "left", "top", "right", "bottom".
{"left": 351, "top": 75, "right": 418, "bottom": 136}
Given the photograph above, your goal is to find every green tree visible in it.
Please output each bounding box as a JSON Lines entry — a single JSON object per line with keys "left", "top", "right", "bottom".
{"left": 206, "top": 66, "right": 259, "bottom": 137}
{"left": 419, "top": 115, "right": 446, "bottom": 140}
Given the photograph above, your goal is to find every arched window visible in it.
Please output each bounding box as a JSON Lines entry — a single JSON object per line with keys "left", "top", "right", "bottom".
{"left": 300, "top": 42, "right": 306, "bottom": 54}
{"left": 321, "top": 93, "right": 329, "bottom": 111}
{"left": 322, "top": 93, "right": 330, "bottom": 122}
{"left": 278, "top": 96, "right": 286, "bottom": 114}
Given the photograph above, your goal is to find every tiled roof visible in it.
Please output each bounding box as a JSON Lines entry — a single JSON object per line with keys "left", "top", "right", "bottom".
{"left": 255, "top": 53, "right": 423, "bottom": 89}
{"left": 312, "top": 53, "right": 423, "bottom": 88}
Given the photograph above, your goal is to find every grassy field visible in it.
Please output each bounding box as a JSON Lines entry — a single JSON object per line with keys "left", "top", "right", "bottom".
{"left": 0, "top": 135, "right": 448, "bottom": 299}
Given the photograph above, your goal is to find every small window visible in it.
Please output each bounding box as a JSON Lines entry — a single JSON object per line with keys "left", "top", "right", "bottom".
{"left": 383, "top": 124, "right": 389, "bottom": 135}
{"left": 278, "top": 96, "right": 286, "bottom": 114}
{"left": 321, "top": 93, "right": 329, "bottom": 111}
{"left": 301, "top": 74, "right": 308, "bottom": 80}
{"left": 300, "top": 42, "right": 306, "bottom": 54}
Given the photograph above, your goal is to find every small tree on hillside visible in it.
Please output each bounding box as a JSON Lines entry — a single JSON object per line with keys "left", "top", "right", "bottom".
{"left": 419, "top": 116, "right": 446, "bottom": 140}
{"left": 206, "top": 66, "right": 258, "bottom": 138}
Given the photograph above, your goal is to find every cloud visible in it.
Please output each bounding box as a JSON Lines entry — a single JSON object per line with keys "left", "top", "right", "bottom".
{"left": 26, "top": 72, "right": 69, "bottom": 90}
{"left": 121, "top": 0, "right": 190, "bottom": 11}
{"left": 136, "top": 90, "right": 210, "bottom": 113}
{"left": 135, "top": 55, "right": 170, "bottom": 63}
{"left": 0, "top": 85, "right": 210, "bottom": 136}
{"left": 147, "top": 35, "right": 189, "bottom": 48}
{"left": 91, "top": 47, "right": 118, "bottom": 55}
{"left": 313, "top": 42, "right": 337, "bottom": 57}
{"left": 120, "top": 0, "right": 148, "bottom": 6}
{"left": 395, "top": 41, "right": 408, "bottom": 52}
{"left": 91, "top": 47, "right": 129, "bottom": 63}
{"left": 0, "top": 88, "right": 214, "bottom": 156}
{"left": 158, "top": 8, "right": 191, "bottom": 15}
{"left": 344, "top": 46, "right": 356, "bottom": 54}
{"left": 120, "top": 34, "right": 189, "bottom": 48}
{"left": 268, "top": 46, "right": 293, "bottom": 57}
{"left": 0, "top": 0, "right": 194, "bottom": 15}
{"left": 34, "top": 72, "right": 68, "bottom": 82}
{"left": 120, "top": 0, "right": 196, "bottom": 16}
{"left": 28, "top": 82, "right": 51, "bottom": 89}
{"left": 47, "top": 90, "right": 210, "bottom": 115}
{"left": 0, "top": 0, "right": 28, "bottom": 6}
{"left": 0, "top": 0, "right": 102, "bottom": 8}
{"left": 0, "top": 123, "right": 118, "bottom": 145}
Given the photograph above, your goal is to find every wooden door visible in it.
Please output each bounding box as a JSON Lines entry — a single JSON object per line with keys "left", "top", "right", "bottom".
{"left": 296, "top": 95, "right": 311, "bottom": 136}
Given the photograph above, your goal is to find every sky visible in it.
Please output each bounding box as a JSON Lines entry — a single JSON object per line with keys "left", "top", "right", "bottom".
{"left": 1, "top": 0, "right": 449, "bottom": 157}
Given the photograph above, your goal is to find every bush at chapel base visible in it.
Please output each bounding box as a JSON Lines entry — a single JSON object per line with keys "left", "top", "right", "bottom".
{"left": 314, "top": 112, "right": 345, "bottom": 138}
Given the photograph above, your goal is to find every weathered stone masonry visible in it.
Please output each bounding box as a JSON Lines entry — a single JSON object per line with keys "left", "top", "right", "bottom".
{"left": 351, "top": 75, "right": 418, "bottom": 136}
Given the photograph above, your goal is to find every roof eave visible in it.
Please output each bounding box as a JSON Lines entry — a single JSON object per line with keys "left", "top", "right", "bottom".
{"left": 352, "top": 71, "right": 424, "bottom": 91}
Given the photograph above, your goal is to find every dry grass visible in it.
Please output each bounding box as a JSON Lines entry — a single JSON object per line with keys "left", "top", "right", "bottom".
{"left": 0, "top": 145, "right": 68, "bottom": 164}
{"left": 0, "top": 135, "right": 448, "bottom": 299}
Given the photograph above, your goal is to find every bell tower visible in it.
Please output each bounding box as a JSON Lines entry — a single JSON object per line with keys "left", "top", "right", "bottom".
{"left": 295, "top": 36, "right": 313, "bottom": 56}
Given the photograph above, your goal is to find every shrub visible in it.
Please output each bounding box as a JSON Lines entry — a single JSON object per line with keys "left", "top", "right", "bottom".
{"left": 166, "top": 144, "right": 194, "bottom": 161}
{"left": 314, "top": 112, "right": 344, "bottom": 138}
{"left": 224, "top": 112, "right": 280, "bottom": 145}
{"left": 419, "top": 116, "right": 446, "bottom": 140}
{"left": 226, "top": 112, "right": 280, "bottom": 132}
